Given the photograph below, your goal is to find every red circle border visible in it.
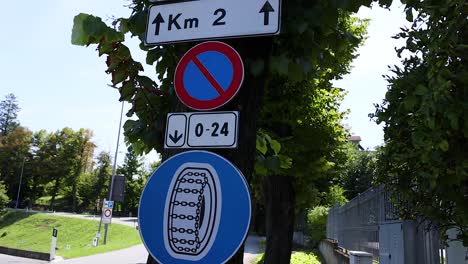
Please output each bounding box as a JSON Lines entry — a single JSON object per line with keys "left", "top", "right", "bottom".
{"left": 174, "top": 41, "right": 244, "bottom": 111}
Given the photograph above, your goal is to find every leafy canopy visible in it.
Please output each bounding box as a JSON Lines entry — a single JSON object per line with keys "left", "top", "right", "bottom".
{"left": 372, "top": 0, "right": 467, "bottom": 244}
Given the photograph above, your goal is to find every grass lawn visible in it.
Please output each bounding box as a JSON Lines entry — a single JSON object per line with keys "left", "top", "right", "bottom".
{"left": 0, "top": 210, "right": 141, "bottom": 259}
{"left": 253, "top": 251, "right": 323, "bottom": 264}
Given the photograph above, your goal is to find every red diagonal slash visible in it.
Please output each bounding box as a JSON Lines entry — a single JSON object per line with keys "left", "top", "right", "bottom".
{"left": 192, "top": 56, "right": 226, "bottom": 96}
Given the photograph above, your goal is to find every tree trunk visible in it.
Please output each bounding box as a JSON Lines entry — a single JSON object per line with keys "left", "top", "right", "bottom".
{"left": 49, "top": 178, "right": 60, "bottom": 211}
{"left": 28, "top": 174, "right": 38, "bottom": 209}
{"left": 146, "top": 37, "right": 273, "bottom": 264}
{"left": 263, "top": 175, "right": 295, "bottom": 264}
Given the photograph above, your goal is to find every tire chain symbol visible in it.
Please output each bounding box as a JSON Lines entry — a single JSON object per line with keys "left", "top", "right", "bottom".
{"left": 164, "top": 163, "right": 222, "bottom": 261}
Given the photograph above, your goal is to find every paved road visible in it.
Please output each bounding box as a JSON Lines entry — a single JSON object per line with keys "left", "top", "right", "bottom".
{"left": 0, "top": 212, "right": 263, "bottom": 264}
{"left": 0, "top": 235, "right": 263, "bottom": 264}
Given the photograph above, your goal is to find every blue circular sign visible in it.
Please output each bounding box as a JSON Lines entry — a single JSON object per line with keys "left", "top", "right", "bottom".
{"left": 139, "top": 151, "right": 251, "bottom": 264}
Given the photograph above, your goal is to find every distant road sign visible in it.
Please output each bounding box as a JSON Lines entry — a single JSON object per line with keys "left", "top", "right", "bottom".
{"left": 174, "top": 41, "right": 244, "bottom": 110}
{"left": 102, "top": 208, "right": 113, "bottom": 224}
{"left": 145, "top": 0, "right": 281, "bottom": 45}
{"left": 104, "top": 200, "right": 114, "bottom": 208}
{"left": 165, "top": 111, "right": 239, "bottom": 149}
{"left": 139, "top": 151, "right": 251, "bottom": 264}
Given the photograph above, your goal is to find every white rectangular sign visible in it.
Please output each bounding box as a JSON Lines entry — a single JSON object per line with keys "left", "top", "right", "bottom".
{"left": 165, "top": 111, "right": 239, "bottom": 148}
{"left": 145, "top": 0, "right": 281, "bottom": 45}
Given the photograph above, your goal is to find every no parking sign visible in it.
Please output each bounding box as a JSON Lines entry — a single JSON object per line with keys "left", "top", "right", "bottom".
{"left": 174, "top": 42, "right": 244, "bottom": 111}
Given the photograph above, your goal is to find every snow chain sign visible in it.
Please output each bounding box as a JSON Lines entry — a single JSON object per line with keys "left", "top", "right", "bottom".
{"left": 139, "top": 151, "right": 251, "bottom": 263}
{"left": 165, "top": 111, "right": 239, "bottom": 149}
{"left": 145, "top": 0, "right": 281, "bottom": 45}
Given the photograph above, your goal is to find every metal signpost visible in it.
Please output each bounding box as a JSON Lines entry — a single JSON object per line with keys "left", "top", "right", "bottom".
{"left": 140, "top": 0, "right": 282, "bottom": 262}
{"left": 165, "top": 111, "right": 239, "bottom": 149}
{"left": 145, "top": 0, "right": 281, "bottom": 45}
{"left": 139, "top": 151, "right": 251, "bottom": 263}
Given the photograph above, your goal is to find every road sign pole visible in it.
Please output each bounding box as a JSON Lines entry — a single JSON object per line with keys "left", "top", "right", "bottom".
{"left": 104, "top": 101, "right": 124, "bottom": 245}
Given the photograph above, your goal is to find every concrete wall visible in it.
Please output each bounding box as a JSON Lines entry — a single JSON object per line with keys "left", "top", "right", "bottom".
{"left": 446, "top": 228, "right": 468, "bottom": 264}
{"left": 0, "top": 245, "right": 51, "bottom": 261}
{"left": 319, "top": 239, "right": 349, "bottom": 264}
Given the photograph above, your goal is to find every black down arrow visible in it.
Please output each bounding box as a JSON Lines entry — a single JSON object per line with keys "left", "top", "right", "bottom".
{"left": 169, "top": 130, "right": 183, "bottom": 144}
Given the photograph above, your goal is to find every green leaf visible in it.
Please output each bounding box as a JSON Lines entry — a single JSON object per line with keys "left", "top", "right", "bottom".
{"left": 116, "top": 45, "right": 131, "bottom": 60}
{"left": 256, "top": 135, "right": 268, "bottom": 155}
{"left": 278, "top": 154, "right": 293, "bottom": 169}
{"left": 405, "top": 8, "right": 413, "bottom": 22}
{"left": 71, "top": 13, "right": 123, "bottom": 46}
{"left": 439, "top": 140, "right": 449, "bottom": 152}
{"left": 403, "top": 95, "right": 417, "bottom": 110}
{"left": 415, "top": 85, "right": 427, "bottom": 95}
{"left": 136, "top": 76, "right": 155, "bottom": 88}
{"left": 146, "top": 48, "right": 164, "bottom": 65}
{"left": 120, "top": 81, "right": 135, "bottom": 101}
{"left": 254, "top": 161, "right": 268, "bottom": 176}
{"left": 98, "top": 42, "right": 114, "bottom": 56}
{"left": 269, "top": 139, "right": 281, "bottom": 154}
{"left": 112, "top": 68, "right": 127, "bottom": 85}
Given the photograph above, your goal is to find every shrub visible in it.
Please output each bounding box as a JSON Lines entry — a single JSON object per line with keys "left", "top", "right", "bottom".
{"left": 290, "top": 252, "right": 321, "bottom": 264}
{"left": 0, "top": 182, "right": 9, "bottom": 209}
{"left": 323, "top": 185, "right": 348, "bottom": 207}
{"left": 253, "top": 251, "right": 321, "bottom": 264}
{"left": 306, "top": 206, "right": 328, "bottom": 245}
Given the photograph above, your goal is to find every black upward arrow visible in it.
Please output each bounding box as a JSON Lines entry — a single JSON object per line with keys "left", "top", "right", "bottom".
{"left": 152, "top": 13, "right": 165, "bottom": 36}
{"left": 169, "top": 130, "right": 183, "bottom": 144}
{"left": 259, "top": 1, "right": 275, "bottom": 26}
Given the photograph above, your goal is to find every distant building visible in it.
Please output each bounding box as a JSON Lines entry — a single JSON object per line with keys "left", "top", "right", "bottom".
{"left": 349, "top": 135, "right": 364, "bottom": 150}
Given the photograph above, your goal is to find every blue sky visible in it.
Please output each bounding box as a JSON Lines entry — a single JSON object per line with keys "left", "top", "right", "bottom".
{"left": 0, "top": 1, "right": 408, "bottom": 165}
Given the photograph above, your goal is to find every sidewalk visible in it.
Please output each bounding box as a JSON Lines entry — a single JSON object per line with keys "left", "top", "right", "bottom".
{"left": 1, "top": 210, "right": 263, "bottom": 264}
{"left": 0, "top": 235, "right": 264, "bottom": 264}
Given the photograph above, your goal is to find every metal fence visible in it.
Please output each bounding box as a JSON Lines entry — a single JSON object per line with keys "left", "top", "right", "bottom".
{"left": 326, "top": 185, "right": 443, "bottom": 264}
{"left": 327, "top": 185, "right": 386, "bottom": 259}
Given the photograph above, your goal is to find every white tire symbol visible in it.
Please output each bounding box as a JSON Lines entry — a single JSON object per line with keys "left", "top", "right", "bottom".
{"left": 163, "top": 162, "right": 222, "bottom": 261}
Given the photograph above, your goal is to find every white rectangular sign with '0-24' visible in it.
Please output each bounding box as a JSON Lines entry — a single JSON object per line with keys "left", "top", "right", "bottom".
{"left": 165, "top": 111, "right": 239, "bottom": 149}
{"left": 145, "top": 0, "right": 281, "bottom": 45}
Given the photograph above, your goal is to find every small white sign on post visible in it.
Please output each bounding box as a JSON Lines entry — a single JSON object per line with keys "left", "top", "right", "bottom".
{"left": 165, "top": 111, "right": 239, "bottom": 149}
{"left": 145, "top": 0, "right": 281, "bottom": 45}
{"left": 50, "top": 228, "right": 58, "bottom": 260}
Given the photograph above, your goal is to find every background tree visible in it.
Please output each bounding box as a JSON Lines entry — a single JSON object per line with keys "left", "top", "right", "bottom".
{"left": 337, "top": 143, "right": 378, "bottom": 200}
{"left": 0, "top": 93, "right": 20, "bottom": 136}
{"left": 372, "top": 0, "right": 467, "bottom": 244}
{"left": 116, "top": 147, "right": 145, "bottom": 215}
{"left": 93, "top": 151, "right": 112, "bottom": 205}
{"left": 40, "top": 128, "right": 95, "bottom": 211}
{"left": 0, "top": 127, "right": 32, "bottom": 202}
{"left": 251, "top": 11, "right": 368, "bottom": 262}
{"left": 77, "top": 151, "right": 112, "bottom": 213}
